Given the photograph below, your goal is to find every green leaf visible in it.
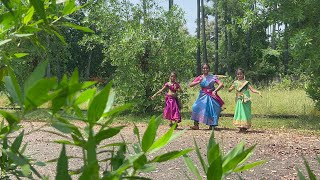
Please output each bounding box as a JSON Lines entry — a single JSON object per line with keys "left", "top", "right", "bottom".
{"left": 207, "top": 155, "right": 223, "bottom": 180}
{"left": 87, "top": 82, "right": 112, "bottom": 124}
{"left": 133, "top": 154, "right": 147, "bottom": 170}
{"left": 50, "top": 27, "right": 66, "bottom": 44}
{"left": 21, "top": 164, "right": 31, "bottom": 177}
{"left": 63, "top": 0, "right": 77, "bottom": 15}
{"left": 69, "top": 69, "right": 79, "bottom": 85}
{"left": 23, "top": 6, "right": 34, "bottom": 24}
{"left": 193, "top": 137, "right": 208, "bottom": 173}
{"left": 0, "top": 110, "right": 20, "bottom": 126}
{"left": 73, "top": 105, "right": 84, "bottom": 118}
{"left": 302, "top": 157, "right": 316, "bottom": 180}
{"left": 0, "top": 39, "right": 12, "bottom": 46}
{"left": 207, "top": 143, "right": 221, "bottom": 165}
{"left": 54, "top": 140, "right": 74, "bottom": 145}
{"left": 151, "top": 148, "right": 193, "bottom": 163}
{"left": 148, "top": 124, "right": 177, "bottom": 153}
{"left": 133, "top": 123, "right": 141, "bottom": 145}
{"left": 54, "top": 121, "right": 83, "bottom": 143}
{"left": 234, "top": 160, "right": 266, "bottom": 172}
{"left": 29, "top": 0, "right": 47, "bottom": 24}
{"left": 99, "top": 142, "right": 126, "bottom": 149}
{"left": 111, "top": 144, "right": 127, "bottom": 172}
{"left": 35, "top": 161, "right": 46, "bottom": 166}
{"left": 95, "top": 126, "right": 124, "bottom": 144}
{"left": 183, "top": 155, "right": 202, "bottom": 180}
{"left": 132, "top": 143, "right": 141, "bottom": 154}
{"left": 24, "top": 60, "right": 48, "bottom": 96}
{"left": 104, "top": 90, "right": 115, "bottom": 113}
{"left": 222, "top": 145, "right": 256, "bottom": 174}
{"left": 101, "top": 103, "right": 132, "bottom": 118}
{"left": 14, "top": 53, "right": 29, "bottom": 58}
{"left": 52, "top": 122, "right": 74, "bottom": 134}
{"left": 25, "top": 77, "right": 58, "bottom": 109}
{"left": 56, "top": 145, "right": 71, "bottom": 180}
{"left": 4, "top": 72, "right": 23, "bottom": 106}
{"left": 74, "top": 88, "right": 96, "bottom": 105}
{"left": 5, "top": 150, "right": 31, "bottom": 176}
{"left": 20, "top": 143, "right": 28, "bottom": 154}
{"left": 11, "top": 130, "right": 24, "bottom": 153}
{"left": 139, "top": 164, "right": 156, "bottom": 173}
{"left": 61, "top": 22, "right": 94, "bottom": 33}
{"left": 141, "top": 116, "right": 161, "bottom": 152}
{"left": 297, "top": 168, "right": 306, "bottom": 180}
{"left": 222, "top": 141, "right": 245, "bottom": 166}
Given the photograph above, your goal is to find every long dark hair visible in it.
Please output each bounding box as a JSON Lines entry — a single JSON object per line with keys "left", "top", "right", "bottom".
{"left": 236, "top": 68, "right": 245, "bottom": 74}
{"left": 202, "top": 63, "right": 210, "bottom": 70}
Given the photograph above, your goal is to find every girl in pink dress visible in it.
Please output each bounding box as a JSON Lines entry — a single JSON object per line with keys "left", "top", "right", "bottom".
{"left": 151, "top": 72, "right": 182, "bottom": 128}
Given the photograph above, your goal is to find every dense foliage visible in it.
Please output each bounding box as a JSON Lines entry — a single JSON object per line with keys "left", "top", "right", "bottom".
{"left": 1, "top": 0, "right": 319, "bottom": 110}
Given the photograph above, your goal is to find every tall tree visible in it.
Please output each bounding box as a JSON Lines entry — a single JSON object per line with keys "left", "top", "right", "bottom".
{"left": 213, "top": 0, "right": 219, "bottom": 74}
{"left": 201, "top": 0, "right": 208, "bottom": 63}
{"left": 108, "top": 0, "right": 196, "bottom": 112}
{"left": 196, "top": 0, "right": 201, "bottom": 75}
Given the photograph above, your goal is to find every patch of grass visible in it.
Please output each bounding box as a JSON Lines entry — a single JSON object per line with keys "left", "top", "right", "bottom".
{"left": 217, "top": 116, "right": 320, "bottom": 132}
{"left": 185, "top": 87, "right": 316, "bottom": 116}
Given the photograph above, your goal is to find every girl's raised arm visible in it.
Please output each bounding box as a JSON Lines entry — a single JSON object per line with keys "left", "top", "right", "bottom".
{"left": 189, "top": 76, "right": 202, "bottom": 87}
{"left": 228, "top": 84, "right": 235, "bottom": 92}
{"left": 248, "top": 85, "right": 262, "bottom": 96}
{"left": 214, "top": 80, "right": 224, "bottom": 94}
{"left": 151, "top": 84, "right": 167, "bottom": 100}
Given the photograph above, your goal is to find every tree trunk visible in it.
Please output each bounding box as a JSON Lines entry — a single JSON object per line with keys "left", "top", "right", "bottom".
{"left": 245, "top": 30, "right": 252, "bottom": 68}
{"left": 169, "top": 0, "right": 173, "bottom": 10}
{"left": 201, "top": 0, "right": 208, "bottom": 64}
{"left": 85, "top": 51, "right": 92, "bottom": 80}
{"left": 196, "top": 0, "right": 201, "bottom": 75}
{"left": 214, "top": 0, "right": 219, "bottom": 74}
{"left": 142, "top": 0, "right": 153, "bottom": 112}
{"left": 46, "top": 35, "right": 51, "bottom": 77}
{"left": 271, "top": 23, "right": 276, "bottom": 49}
{"left": 283, "top": 23, "right": 289, "bottom": 74}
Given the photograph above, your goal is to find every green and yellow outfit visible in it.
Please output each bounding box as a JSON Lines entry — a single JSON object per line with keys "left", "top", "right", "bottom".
{"left": 232, "top": 80, "right": 252, "bottom": 129}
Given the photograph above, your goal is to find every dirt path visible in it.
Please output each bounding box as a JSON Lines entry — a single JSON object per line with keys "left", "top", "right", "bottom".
{"left": 21, "top": 121, "right": 320, "bottom": 179}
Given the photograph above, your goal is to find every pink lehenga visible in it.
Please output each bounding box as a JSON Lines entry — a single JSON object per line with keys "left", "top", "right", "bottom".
{"left": 163, "top": 82, "right": 181, "bottom": 122}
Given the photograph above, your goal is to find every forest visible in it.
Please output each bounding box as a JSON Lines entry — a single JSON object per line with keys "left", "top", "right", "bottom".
{"left": 1, "top": 0, "right": 319, "bottom": 112}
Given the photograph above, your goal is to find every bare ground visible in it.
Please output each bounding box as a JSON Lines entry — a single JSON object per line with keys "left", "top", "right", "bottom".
{"left": 20, "top": 121, "right": 320, "bottom": 180}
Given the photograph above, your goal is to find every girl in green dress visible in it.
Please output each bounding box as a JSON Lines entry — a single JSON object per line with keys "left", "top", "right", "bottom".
{"left": 228, "top": 68, "right": 261, "bottom": 132}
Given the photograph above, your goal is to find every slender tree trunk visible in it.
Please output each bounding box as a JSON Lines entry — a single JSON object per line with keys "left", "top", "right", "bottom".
{"left": 142, "top": 0, "right": 152, "bottom": 112}
{"left": 46, "top": 35, "right": 51, "bottom": 77}
{"left": 169, "top": 0, "right": 173, "bottom": 9}
{"left": 283, "top": 23, "right": 289, "bottom": 74}
{"left": 223, "top": 0, "right": 229, "bottom": 73}
{"left": 85, "top": 51, "right": 92, "bottom": 80}
{"left": 214, "top": 0, "right": 219, "bottom": 74}
{"left": 201, "top": 0, "right": 207, "bottom": 64}
{"left": 196, "top": 0, "right": 201, "bottom": 75}
{"left": 271, "top": 23, "right": 276, "bottom": 49}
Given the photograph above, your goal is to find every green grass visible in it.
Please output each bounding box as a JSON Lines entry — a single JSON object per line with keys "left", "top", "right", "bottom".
{"left": 185, "top": 87, "right": 316, "bottom": 116}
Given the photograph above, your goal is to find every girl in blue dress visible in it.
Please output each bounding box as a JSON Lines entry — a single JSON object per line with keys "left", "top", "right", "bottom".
{"left": 189, "top": 64, "right": 224, "bottom": 130}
